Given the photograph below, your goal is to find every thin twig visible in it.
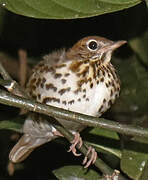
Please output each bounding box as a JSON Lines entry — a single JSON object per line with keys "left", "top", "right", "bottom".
{"left": 0, "top": 90, "right": 147, "bottom": 139}
{"left": 0, "top": 63, "right": 28, "bottom": 98}
{"left": 0, "top": 59, "right": 12, "bottom": 80}
{"left": 18, "top": 49, "right": 28, "bottom": 87}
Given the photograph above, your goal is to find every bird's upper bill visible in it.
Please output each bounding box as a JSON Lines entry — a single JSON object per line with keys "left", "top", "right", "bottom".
{"left": 97, "top": 40, "right": 127, "bottom": 54}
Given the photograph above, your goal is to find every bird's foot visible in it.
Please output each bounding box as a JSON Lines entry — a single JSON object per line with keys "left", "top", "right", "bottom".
{"left": 67, "top": 132, "right": 82, "bottom": 156}
{"left": 82, "top": 146, "right": 98, "bottom": 168}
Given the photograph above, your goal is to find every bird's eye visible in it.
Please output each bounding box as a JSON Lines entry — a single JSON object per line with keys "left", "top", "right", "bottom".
{"left": 87, "top": 40, "right": 98, "bottom": 51}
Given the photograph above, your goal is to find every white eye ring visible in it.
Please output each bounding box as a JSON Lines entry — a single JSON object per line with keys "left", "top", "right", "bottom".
{"left": 86, "top": 39, "right": 98, "bottom": 51}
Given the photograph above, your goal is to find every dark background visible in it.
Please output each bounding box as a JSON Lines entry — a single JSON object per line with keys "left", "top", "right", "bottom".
{"left": 0, "top": 2, "right": 148, "bottom": 180}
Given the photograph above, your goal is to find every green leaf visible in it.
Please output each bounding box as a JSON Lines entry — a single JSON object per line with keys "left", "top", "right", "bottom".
{"left": 0, "top": 0, "right": 141, "bottom": 19}
{"left": 145, "top": 0, "right": 148, "bottom": 8}
{"left": 121, "top": 138, "right": 148, "bottom": 180}
{"left": 139, "top": 161, "right": 148, "bottom": 180}
{"left": 84, "top": 128, "right": 121, "bottom": 158}
{"left": 0, "top": 117, "right": 24, "bottom": 132}
{"left": 53, "top": 165, "right": 101, "bottom": 180}
{"left": 111, "top": 54, "right": 148, "bottom": 118}
{"left": 129, "top": 31, "right": 148, "bottom": 67}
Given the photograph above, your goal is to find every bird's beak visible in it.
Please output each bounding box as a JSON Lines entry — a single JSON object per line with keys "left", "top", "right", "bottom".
{"left": 97, "top": 40, "right": 127, "bottom": 54}
{"left": 108, "top": 40, "right": 127, "bottom": 51}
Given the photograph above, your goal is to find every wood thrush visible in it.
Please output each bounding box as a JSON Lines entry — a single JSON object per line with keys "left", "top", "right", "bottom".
{"left": 9, "top": 36, "right": 126, "bottom": 167}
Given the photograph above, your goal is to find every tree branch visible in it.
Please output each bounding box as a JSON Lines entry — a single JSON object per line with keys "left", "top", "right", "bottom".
{"left": 0, "top": 63, "right": 28, "bottom": 98}
{"left": 0, "top": 89, "right": 147, "bottom": 139}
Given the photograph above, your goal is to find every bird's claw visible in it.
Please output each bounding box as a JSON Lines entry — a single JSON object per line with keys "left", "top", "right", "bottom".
{"left": 67, "top": 133, "right": 82, "bottom": 156}
{"left": 68, "top": 133, "right": 97, "bottom": 168}
{"left": 82, "top": 146, "right": 98, "bottom": 168}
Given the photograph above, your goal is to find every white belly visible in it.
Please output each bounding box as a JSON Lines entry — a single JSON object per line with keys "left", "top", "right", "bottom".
{"left": 36, "top": 70, "right": 114, "bottom": 117}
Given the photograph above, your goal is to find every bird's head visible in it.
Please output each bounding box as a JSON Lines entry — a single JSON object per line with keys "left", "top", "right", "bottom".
{"left": 67, "top": 36, "right": 126, "bottom": 64}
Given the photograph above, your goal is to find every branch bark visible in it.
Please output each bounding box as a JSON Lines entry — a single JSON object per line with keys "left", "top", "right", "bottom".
{"left": 0, "top": 89, "right": 147, "bottom": 139}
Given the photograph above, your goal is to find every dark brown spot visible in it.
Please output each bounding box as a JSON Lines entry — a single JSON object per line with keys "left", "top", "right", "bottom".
{"left": 46, "top": 83, "right": 57, "bottom": 92}
{"left": 62, "top": 101, "right": 67, "bottom": 105}
{"left": 98, "top": 105, "right": 103, "bottom": 112}
{"left": 37, "top": 94, "right": 41, "bottom": 100}
{"left": 90, "top": 83, "right": 93, "bottom": 88}
{"left": 108, "top": 81, "right": 111, "bottom": 86}
{"left": 42, "top": 97, "right": 60, "bottom": 104}
{"left": 48, "top": 67, "right": 55, "bottom": 73}
{"left": 69, "top": 61, "right": 83, "bottom": 72}
{"left": 108, "top": 73, "right": 111, "bottom": 78}
{"left": 111, "top": 80, "right": 115, "bottom": 88}
{"left": 36, "top": 78, "right": 41, "bottom": 87}
{"left": 88, "top": 77, "right": 92, "bottom": 82}
{"left": 115, "top": 94, "right": 119, "bottom": 98}
{"left": 83, "top": 94, "right": 86, "bottom": 98}
{"left": 100, "top": 77, "right": 104, "bottom": 82}
{"left": 110, "top": 89, "right": 113, "bottom": 96}
{"left": 58, "top": 87, "right": 71, "bottom": 95}
{"left": 78, "top": 98, "right": 81, "bottom": 102}
{"left": 77, "top": 79, "right": 86, "bottom": 87}
{"left": 32, "top": 85, "right": 36, "bottom": 90}
{"left": 84, "top": 60, "right": 89, "bottom": 64}
{"left": 64, "top": 73, "right": 70, "bottom": 77}
{"left": 97, "top": 80, "right": 99, "bottom": 84}
{"left": 103, "top": 98, "right": 106, "bottom": 103}
{"left": 32, "top": 94, "right": 37, "bottom": 100}
{"left": 83, "top": 89, "right": 86, "bottom": 92}
{"left": 54, "top": 73, "right": 62, "bottom": 79}
{"left": 97, "top": 70, "right": 100, "bottom": 77}
{"left": 86, "top": 98, "right": 89, "bottom": 101}
{"left": 61, "top": 79, "right": 66, "bottom": 84}
{"left": 102, "top": 70, "right": 105, "bottom": 76}
{"left": 105, "top": 82, "right": 109, "bottom": 88}
{"left": 30, "top": 78, "right": 36, "bottom": 85}
{"left": 55, "top": 64, "right": 66, "bottom": 69}
{"left": 74, "top": 88, "right": 81, "bottom": 94}
{"left": 108, "top": 100, "right": 112, "bottom": 107}
{"left": 68, "top": 100, "right": 75, "bottom": 105}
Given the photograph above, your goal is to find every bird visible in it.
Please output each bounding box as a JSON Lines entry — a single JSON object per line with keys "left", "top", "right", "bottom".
{"left": 9, "top": 36, "right": 126, "bottom": 168}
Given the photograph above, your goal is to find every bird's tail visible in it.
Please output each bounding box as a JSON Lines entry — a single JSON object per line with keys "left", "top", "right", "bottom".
{"left": 9, "top": 114, "right": 57, "bottom": 163}
{"left": 9, "top": 134, "right": 54, "bottom": 163}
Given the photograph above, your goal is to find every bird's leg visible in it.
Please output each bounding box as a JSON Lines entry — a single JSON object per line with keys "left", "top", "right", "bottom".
{"left": 82, "top": 146, "right": 98, "bottom": 168}
{"left": 67, "top": 132, "right": 82, "bottom": 156}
